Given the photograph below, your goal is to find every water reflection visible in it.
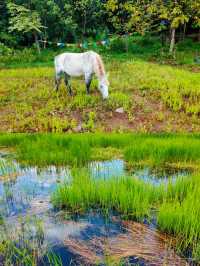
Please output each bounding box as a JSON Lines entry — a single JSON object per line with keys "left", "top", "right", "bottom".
{"left": 90, "top": 159, "right": 189, "bottom": 185}
{"left": 90, "top": 159, "right": 125, "bottom": 179}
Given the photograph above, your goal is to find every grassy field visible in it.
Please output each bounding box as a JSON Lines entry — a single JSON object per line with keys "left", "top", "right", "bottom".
{"left": 0, "top": 38, "right": 200, "bottom": 133}
{"left": 1, "top": 133, "right": 200, "bottom": 168}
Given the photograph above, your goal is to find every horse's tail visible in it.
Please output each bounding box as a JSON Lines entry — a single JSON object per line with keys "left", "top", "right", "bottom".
{"left": 93, "top": 53, "right": 106, "bottom": 78}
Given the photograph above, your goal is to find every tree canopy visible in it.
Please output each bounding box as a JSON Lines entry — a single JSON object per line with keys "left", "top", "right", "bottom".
{"left": 0, "top": 0, "right": 200, "bottom": 52}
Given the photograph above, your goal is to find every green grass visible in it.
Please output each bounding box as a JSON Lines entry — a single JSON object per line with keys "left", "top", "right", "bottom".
{"left": 124, "top": 137, "right": 200, "bottom": 166}
{"left": 0, "top": 158, "right": 18, "bottom": 178}
{"left": 0, "top": 37, "right": 200, "bottom": 133}
{"left": 52, "top": 169, "right": 156, "bottom": 220}
{"left": 2, "top": 133, "right": 200, "bottom": 167}
{"left": 158, "top": 174, "right": 200, "bottom": 260}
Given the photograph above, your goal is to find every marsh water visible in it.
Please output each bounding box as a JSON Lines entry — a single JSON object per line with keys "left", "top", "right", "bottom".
{"left": 0, "top": 152, "right": 190, "bottom": 265}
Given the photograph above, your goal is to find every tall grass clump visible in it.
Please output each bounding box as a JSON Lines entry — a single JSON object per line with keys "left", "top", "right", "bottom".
{"left": 0, "top": 158, "right": 18, "bottom": 178}
{"left": 124, "top": 137, "right": 200, "bottom": 166}
{"left": 0, "top": 133, "right": 27, "bottom": 147}
{"left": 52, "top": 169, "right": 156, "bottom": 220}
{"left": 154, "top": 173, "right": 200, "bottom": 207}
{"left": 15, "top": 134, "right": 91, "bottom": 166}
{"left": 158, "top": 178, "right": 200, "bottom": 260}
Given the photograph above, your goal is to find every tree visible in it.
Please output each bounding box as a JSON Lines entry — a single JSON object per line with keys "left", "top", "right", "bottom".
{"left": 7, "top": 2, "right": 44, "bottom": 52}
{"left": 29, "top": 0, "right": 77, "bottom": 43}
{"left": 151, "top": 0, "right": 191, "bottom": 53}
{"left": 71, "top": 0, "right": 106, "bottom": 38}
{"left": 190, "top": 0, "right": 200, "bottom": 41}
{"left": 105, "top": 0, "right": 131, "bottom": 34}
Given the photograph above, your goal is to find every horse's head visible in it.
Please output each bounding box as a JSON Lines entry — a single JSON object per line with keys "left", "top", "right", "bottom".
{"left": 99, "top": 74, "right": 109, "bottom": 99}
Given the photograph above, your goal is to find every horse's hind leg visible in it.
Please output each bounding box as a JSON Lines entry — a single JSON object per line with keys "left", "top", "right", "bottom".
{"left": 64, "top": 73, "right": 72, "bottom": 96}
{"left": 55, "top": 73, "right": 62, "bottom": 91}
{"left": 85, "top": 73, "right": 93, "bottom": 94}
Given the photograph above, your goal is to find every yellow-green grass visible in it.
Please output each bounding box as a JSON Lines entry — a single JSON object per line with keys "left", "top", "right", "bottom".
{"left": 0, "top": 57, "right": 200, "bottom": 133}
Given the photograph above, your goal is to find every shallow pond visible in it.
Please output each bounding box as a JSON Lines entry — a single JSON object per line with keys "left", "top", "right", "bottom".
{"left": 0, "top": 155, "right": 191, "bottom": 265}
{"left": 90, "top": 159, "right": 189, "bottom": 185}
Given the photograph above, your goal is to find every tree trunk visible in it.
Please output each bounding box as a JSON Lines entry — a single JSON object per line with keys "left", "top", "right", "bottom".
{"left": 125, "top": 32, "right": 129, "bottom": 53}
{"left": 44, "top": 18, "right": 47, "bottom": 49}
{"left": 34, "top": 32, "right": 41, "bottom": 54}
{"left": 182, "top": 23, "right": 186, "bottom": 41}
{"left": 169, "top": 28, "right": 176, "bottom": 54}
{"left": 83, "top": 10, "right": 87, "bottom": 38}
{"left": 198, "top": 29, "right": 200, "bottom": 43}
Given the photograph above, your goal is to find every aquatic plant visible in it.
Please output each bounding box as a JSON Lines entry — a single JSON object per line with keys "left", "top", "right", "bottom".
{"left": 0, "top": 158, "right": 18, "bottom": 179}
{"left": 52, "top": 167, "right": 200, "bottom": 263}
{"left": 52, "top": 169, "right": 156, "bottom": 220}
{"left": 124, "top": 137, "right": 200, "bottom": 167}
{"left": 0, "top": 216, "right": 62, "bottom": 266}
{"left": 158, "top": 174, "right": 200, "bottom": 261}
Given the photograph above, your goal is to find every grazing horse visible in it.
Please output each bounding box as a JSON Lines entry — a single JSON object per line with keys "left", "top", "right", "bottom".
{"left": 54, "top": 51, "right": 109, "bottom": 99}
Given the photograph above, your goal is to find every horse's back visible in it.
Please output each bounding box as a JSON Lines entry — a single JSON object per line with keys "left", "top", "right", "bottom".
{"left": 55, "top": 51, "right": 98, "bottom": 63}
{"left": 54, "top": 51, "right": 98, "bottom": 77}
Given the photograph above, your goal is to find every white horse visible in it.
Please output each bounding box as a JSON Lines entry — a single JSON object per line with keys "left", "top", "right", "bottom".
{"left": 54, "top": 51, "right": 109, "bottom": 99}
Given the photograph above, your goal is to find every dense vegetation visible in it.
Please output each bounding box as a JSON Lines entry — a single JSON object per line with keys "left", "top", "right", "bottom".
{"left": 0, "top": 0, "right": 200, "bottom": 54}
{"left": 1, "top": 133, "right": 200, "bottom": 168}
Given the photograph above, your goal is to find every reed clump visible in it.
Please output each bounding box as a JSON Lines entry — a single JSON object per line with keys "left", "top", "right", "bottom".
{"left": 52, "top": 169, "right": 156, "bottom": 220}
{"left": 158, "top": 175, "right": 200, "bottom": 261}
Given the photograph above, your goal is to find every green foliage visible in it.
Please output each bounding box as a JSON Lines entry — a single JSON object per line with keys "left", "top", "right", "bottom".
{"left": 107, "top": 92, "right": 131, "bottom": 111}
{"left": 0, "top": 43, "right": 12, "bottom": 56}
{"left": 82, "top": 111, "right": 97, "bottom": 131}
{"left": 2, "top": 133, "right": 200, "bottom": 262}
{"left": 0, "top": 0, "right": 199, "bottom": 50}
{"left": 7, "top": 3, "right": 43, "bottom": 34}
{"left": 0, "top": 216, "right": 62, "bottom": 266}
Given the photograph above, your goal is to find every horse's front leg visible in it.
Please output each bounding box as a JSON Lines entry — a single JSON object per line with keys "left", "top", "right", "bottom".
{"left": 85, "top": 73, "right": 93, "bottom": 95}
{"left": 64, "top": 73, "right": 72, "bottom": 96}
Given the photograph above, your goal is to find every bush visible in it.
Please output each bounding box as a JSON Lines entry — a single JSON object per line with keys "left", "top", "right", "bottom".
{"left": 110, "top": 37, "right": 127, "bottom": 52}
{"left": 0, "top": 43, "right": 13, "bottom": 56}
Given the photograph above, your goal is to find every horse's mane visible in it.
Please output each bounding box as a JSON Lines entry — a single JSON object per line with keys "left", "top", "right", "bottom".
{"left": 95, "top": 54, "right": 106, "bottom": 78}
